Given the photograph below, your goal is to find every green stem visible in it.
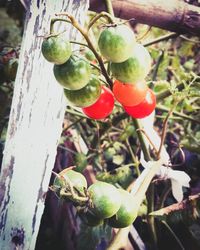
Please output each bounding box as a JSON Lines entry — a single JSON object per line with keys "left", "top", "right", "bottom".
{"left": 104, "top": 0, "right": 115, "bottom": 16}
{"left": 65, "top": 108, "right": 88, "bottom": 118}
{"left": 157, "top": 104, "right": 200, "bottom": 125}
{"left": 157, "top": 101, "right": 178, "bottom": 159}
{"left": 156, "top": 82, "right": 185, "bottom": 102}
{"left": 133, "top": 119, "right": 151, "bottom": 161}
{"left": 50, "top": 18, "right": 70, "bottom": 34}
{"left": 125, "top": 138, "right": 140, "bottom": 176}
{"left": 152, "top": 50, "right": 164, "bottom": 82}
{"left": 143, "top": 33, "right": 178, "bottom": 47}
{"left": 69, "top": 40, "right": 89, "bottom": 48}
{"left": 87, "top": 11, "right": 115, "bottom": 30}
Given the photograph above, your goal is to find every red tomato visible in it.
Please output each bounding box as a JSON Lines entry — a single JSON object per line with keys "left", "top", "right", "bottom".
{"left": 123, "top": 88, "right": 156, "bottom": 118}
{"left": 82, "top": 86, "right": 114, "bottom": 120}
{"left": 113, "top": 80, "right": 148, "bottom": 106}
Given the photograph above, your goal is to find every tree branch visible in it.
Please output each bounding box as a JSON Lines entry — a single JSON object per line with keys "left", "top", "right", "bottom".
{"left": 90, "top": 0, "right": 200, "bottom": 36}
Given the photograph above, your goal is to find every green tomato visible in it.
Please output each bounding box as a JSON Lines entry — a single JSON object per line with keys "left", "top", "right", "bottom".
{"left": 87, "top": 181, "right": 121, "bottom": 219}
{"left": 64, "top": 76, "right": 101, "bottom": 107}
{"left": 85, "top": 49, "right": 96, "bottom": 62}
{"left": 107, "top": 189, "right": 138, "bottom": 228}
{"left": 53, "top": 169, "right": 87, "bottom": 197}
{"left": 42, "top": 35, "right": 72, "bottom": 65}
{"left": 98, "top": 24, "right": 136, "bottom": 63}
{"left": 74, "top": 152, "right": 88, "bottom": 173}
{"left": 4, "top": 58, "right": 18, "bottom": 81}
{"left": 111, "top": 43, "right": 152, "bottom": 83}
{"left": 54, "top": 56, "right": 91, "bottom": 90}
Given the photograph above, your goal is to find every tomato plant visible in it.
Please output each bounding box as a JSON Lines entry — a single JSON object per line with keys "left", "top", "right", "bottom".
{"left": 107, "top": 189, "right": 138, "bottom": 228}
{"left": 98, "top": 24, "right": 136, "bottom": 63}
{"left": 63, "top": 76, "right": 101, "bottom": 107}
{"left": 42, "top": 35, "right": 72, "bottom": 65}
{"left": 111, "top": 43, "right": 152, "bottom": 83}
{"left": 82, "top": 85, "right": 115, "bottom": 119}
{"left": 123, "top": 88, "right": 156, "bottom": 118}
{"left": 87, "top": 181, "right": 121, "bottom": 219}
{"left": 54, "top": 56, "right": 91, "bottom": 90}
{"left": 113, "top": 80, "right": 148, "bottom": 106}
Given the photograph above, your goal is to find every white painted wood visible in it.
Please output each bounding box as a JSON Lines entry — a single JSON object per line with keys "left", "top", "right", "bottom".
{"left": 0, "top": 1, "right": 89, "bottom": 249}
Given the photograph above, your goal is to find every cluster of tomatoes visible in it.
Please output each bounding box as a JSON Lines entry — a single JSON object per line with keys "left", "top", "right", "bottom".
{"left": 41, "top": 23, "right": 156, "bottom": 120}
{"left": 52, "top": 168, "right": 138, "bottom": 228}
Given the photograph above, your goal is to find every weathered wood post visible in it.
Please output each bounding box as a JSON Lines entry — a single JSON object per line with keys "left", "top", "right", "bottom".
{"left": 0, "top": 1, "right": 89, "bottom": 249}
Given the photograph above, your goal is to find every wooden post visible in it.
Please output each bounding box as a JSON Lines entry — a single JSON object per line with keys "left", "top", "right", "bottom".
{"left": 0, "top": 1, "right": 89, "bottom": 249}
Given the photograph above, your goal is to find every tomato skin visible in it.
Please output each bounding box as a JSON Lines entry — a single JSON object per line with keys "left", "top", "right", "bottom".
{"left": 123, "top": 88, "right": 156, "bottom": 118}
{"left": 113, "top": 80, "right": 148, "bottom": 106}
{"left": 42, "top": 35, "right": 72, "bottom": 65}
{"left": 64, "top": 76, "right": 101, "bottom": 108}
{"left": 107, "top": 189, "right": 138, "bottom": 228}
{"left": 53, "top": 169, "right": 87, "bottom": 199}
{"left": 54, "top": 56, "right": 91, "bottom": 90}
{"left": 82, "top": 86, "right": 114, "bottom": 120}
{"left": 111, "top": 43, "right": 151, "bottom": 83}
{"left": 98, "top": 25, "right": 136, "bottom": 63}
{"left": 88, "top": 181, "right": 121, "bottom": 219}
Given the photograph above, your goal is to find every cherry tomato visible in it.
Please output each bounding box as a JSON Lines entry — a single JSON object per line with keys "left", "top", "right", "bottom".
{"left": 42, "top": 35, "right": 72, "bottom": 65}
{"left": 111, "top": 43, "right": 152, "bottom": 83}
{"left": 64, "top": 76, "right": 101, "bottom": 107}
{"left": 107, "top": 189, "right": 138, "bottom": 228}
{"left": 123, "top": 88, "right": 156, "bottom": 118}
{"left": 54, "top": 56, "right": 91, "bottom": 90}
{"left": 113, "top": 80, "right": 148, "bottom": 106}
{"left": 82, "top": 86, "right": 114, "bottom": 120}
{"left": 98, "top": 24, "right": 136, "bottom": 63}
{"left": 88, "top": 181, "right": 121, "bottom": 219}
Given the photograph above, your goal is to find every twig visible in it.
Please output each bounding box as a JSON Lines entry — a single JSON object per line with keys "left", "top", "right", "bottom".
{"left": 157, "top": 102, "right": 178, "bottom": 159}
{"left": 87, "top": 11, "right": 115, "bottom": 31}
{"left": 143, "top": 32, "right": 178, "bottom": 47}
{"left": 104, "top": 0, "right": 115, "bottom": 17}
{"left": 157, "top": 104, "right": 200, "bottom": 125}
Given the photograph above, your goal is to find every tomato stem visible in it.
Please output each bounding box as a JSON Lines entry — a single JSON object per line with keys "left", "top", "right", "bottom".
{"left": 50, "top": 18, "right": 71, "bottom": 34}
{"left": 87, "top": 11, "right": 115, "bottom": 31}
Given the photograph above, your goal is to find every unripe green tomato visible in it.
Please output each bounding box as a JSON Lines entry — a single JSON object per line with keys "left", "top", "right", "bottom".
{"left": 4, "top": 58, "right": 18, "bottom": 81}
{"left": 63, "top": 76, "right": 101, "bottom": 107}
{"left": 98, "top": 24, "right": 136, "bottom": 63}
{"left": 85, "top": 49, "right": 96, "bottom": 62}
{"left": 53, "top": 169, "right": 87, "bottom": 197}
{"left": 42, "top": 35, "right": 72, "bottom": 65}
{"left": 54, "top": 56, "right": 91, "bottom": 90}
{"left": 74, "top": 152, "right": 88, "bottom": 173}
{"left": 88, "top": 181, "right": 121, "bottom": 219}
{"left": 111, "top": 43, "right": 152, "bottom": 83}
{"left": 107, "top": 189, "right": 138, "bottom": 228}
